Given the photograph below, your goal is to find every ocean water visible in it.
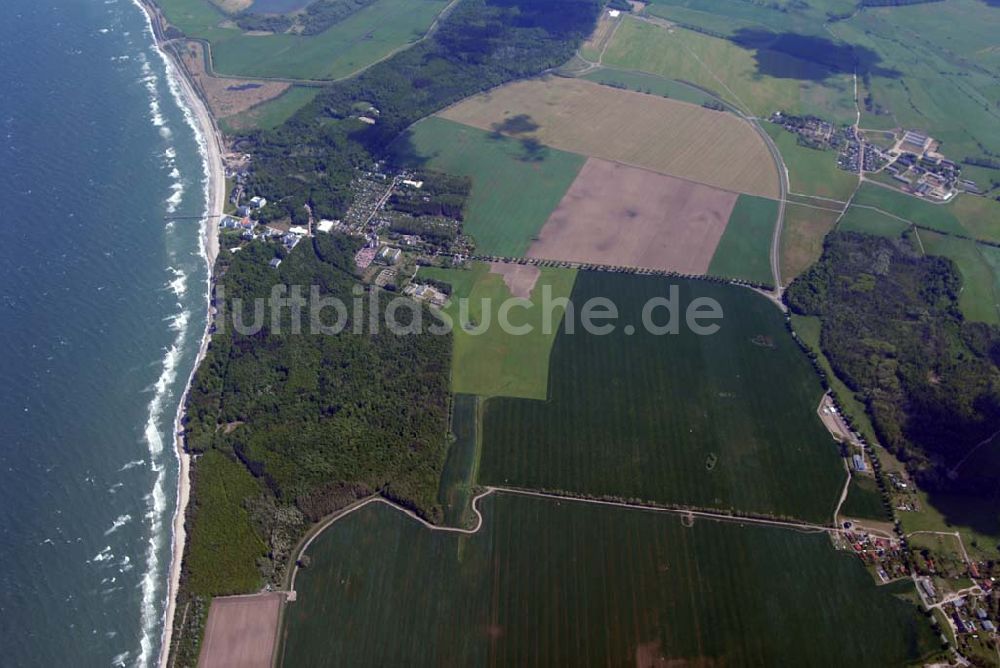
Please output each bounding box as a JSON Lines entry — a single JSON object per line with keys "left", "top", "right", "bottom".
{"left": 0, "top": 1, "right": 208, "bottom": 665}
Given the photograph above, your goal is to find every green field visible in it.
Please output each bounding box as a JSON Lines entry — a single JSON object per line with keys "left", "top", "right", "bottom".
{"left": 578, "top": 67, "right": 718, "bottom": 107}
{"left": 837, "top": 204, "right": 910, "bottom": 238}
{"left": 418, "top": 262, "right": 578, "bottom": 399}
{"left": 780, "top": 202, "right": 840, "bottom": 283}
{"left": 764, "top": 123, "right": 857, "bottom": 202}
{"left": 832, "top": 0, "right": 1000, "bottom": 165}
{"left": 841, "top": 474, "right": 890, "bottom": 523}
{"left": 437, "top": 394, "right": 482, "bottom": 527}
{"left": 917, "top": 230, "right": 1000, "bottom": 325}
{"left": 157, "top": 0, "right": 448, "bottom": 80}
{"left": 707, "top": 194, "right": 778, "bottom": 286}
{"left": 602, "top": 18, "right": 856, "bottom": 123}
{"left": 393, "top": 117, "right": 585, "bottom": 256}
{"left": 282, "top": 493, "right": 939, "bottom": 666}
{"left": 480, "top": 272, "right": 845, "bottom": 523}
{"left": 853, "top": 185, "right": 1000, "bottom": 245}
{"left": 219, "top": 86, "right": 320, "bottom": 132}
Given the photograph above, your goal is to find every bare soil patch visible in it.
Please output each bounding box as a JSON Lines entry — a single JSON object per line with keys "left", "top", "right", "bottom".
{"left": 178, "top": 41, "right": 289, "bottom": 120}
{"left": 489, "top": 262, "right": 541, "bottom": 298}
{"left": 526, "top": 159, "right": 738, "bottom": 273}
{"left": 439, "top": 77, "right": 778, "bottom": 198}
{"left": 198, "top": 592, "right": 284, "bottom": 668}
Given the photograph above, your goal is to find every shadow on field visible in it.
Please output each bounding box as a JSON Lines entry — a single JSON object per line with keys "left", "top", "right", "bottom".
{"left": 729, "top": 28, "right": 900, "bottom": 81}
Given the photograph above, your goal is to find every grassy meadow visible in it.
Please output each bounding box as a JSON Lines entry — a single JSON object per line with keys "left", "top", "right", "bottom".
{"left": 764, "top": 123, "right": 858, "bottom": 202}
{"left": 707, "top": 194, "right": 779, "bottom": 286}
{"left": 837, "top": 204, "right": 909, "bottom": 238}
{"left": 601, "top": 18, "right": 856, "bottom": 124}
{"left": 480, "top": 272, "right": 845, "bottom": 523}
{"left": 393, "top": 117, "right": 585, "bottom": 256}
{"left": 418, "top": 262, "right": 578, "bottom": 400}
{"left": 840, "top": 474, "right": 890, "bottom": 523}
{"left": 219, "top": 86, "right": 320, "bottom": 132}
{"left": 282, "top": 493, "right": 940, "bottom": 666}
{"left": 157, "top": 0, "right": 448, "bottom": 80}
{"left": 780, "top": 203, "right": 841, "bottom": 283}
{"left": 916, "top": 230, "right": 1000, "bottom": 325}
{"left": 849, "top": 185, "right": 1000, "bottom": 246}
{"left": 437, "top": 394, "right": 482, "bottom": 527}
{"left": 578, "top": 67, "right": 719, "bottom": 107}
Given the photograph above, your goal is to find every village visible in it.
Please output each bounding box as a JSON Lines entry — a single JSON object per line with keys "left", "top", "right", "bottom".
{"left": 771, "top": 112, "right": 983, "bottom": 201}
{"left": 221, "top": 155, "right": 471, "bottom": 306}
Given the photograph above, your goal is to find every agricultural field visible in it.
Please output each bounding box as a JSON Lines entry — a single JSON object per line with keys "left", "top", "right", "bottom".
{"left": 706, "top": 194, "right": 779, "bottom": 286}
{"left": 199, "top": 593, "right": 284, "bottom": 668}
{"left": 780, "top": 203, "right": 840, "bottom": 283}
{"left": 763, "top": 123, "right": 857, "bottom": 202}
{"left": 837, "top": 204, "right": 909, "bottom": 239}
{"left": 850, "top": 184, "right": 1000, "bottom": 241}
{"left": 642, "top": 0, "right": 853, "bottom": 37}
{"left": 480, "top": 272, "right": 845, "bottom": 524}
{"left": 219, "top": 86, "right": 320, "bottom": 132}
{"left": 438, "top": 76, "right": 780, "bottom": 198}
{"left": 916, "top": 230, "right": 1000, "bottom": 325}
{"left": 578, "top": 67, "right": 719, "bottom": 107}
{"left": 436, "top": 394, "right": 481, "bottom": 527}
{"left": 600, "top": 18, "right": 856, "bottom": 124}
{"left": 157, "top": 0, "right": 449, "bottom": 80}
{"left": 281, "top": 493, "right": 940, "bottom": 666}
{"left": 392, "top": 117, "right": 585, "bottom": 257}
{"left": 840, "top": 474, "right": 890, "bottom": 523}
{"left": 526, "top": 159, "right": 739, "bottom": 274}
{"left": 417, "top": 262, "right": 577, "bottom": 400}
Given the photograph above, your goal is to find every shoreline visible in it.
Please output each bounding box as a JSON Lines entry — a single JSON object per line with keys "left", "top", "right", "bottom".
{"left": 132, "top": 1, "right": 226, "bottom": 665}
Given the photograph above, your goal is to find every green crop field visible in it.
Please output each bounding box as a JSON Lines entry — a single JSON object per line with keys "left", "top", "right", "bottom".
{"left": 393, "top": 117, "right": 585, "bottom": 256}
{"left": 480, "top": 272, "right": 845, "bottom": 523}
{"left": 418, "top": 262, "right": 578, "bottom": 400}
{"left": 840, "top": 474, "right": 890, "bottom": 523}
{"left": 601, "top": 18, "right": 856, "bottom": 124}
{"left": 849, "top": 184, "right": 1000, "bottom": 241}
{"left": 157, "top": 0, "right": 448, "bottom": 80}
{"left": 282, "top": 493, "right": 939, "bottom": 666}
{"left": 837, "top": 204, "right": 909, "bottom": 238}
{"left": 764, "top": 124, "right": 857, "bottom": 202}
{"left": 780, "top": 203, "right": 840, "bottom": 283}
{"left": 437, "top": 394, "right": 482, "bottom": 527}
{"left": 916, "top": 230, "right": 1000, "bottom": 325}
{"left": 707, "top": 194, "right": 778, "bottom": 286}
{"left": 578, "top": 67, "right": 718, "bottom": 107}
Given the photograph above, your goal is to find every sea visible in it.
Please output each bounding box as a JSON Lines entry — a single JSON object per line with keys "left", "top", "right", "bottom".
{"left": 0, "top": 0, "right": 209, "bottom": 665}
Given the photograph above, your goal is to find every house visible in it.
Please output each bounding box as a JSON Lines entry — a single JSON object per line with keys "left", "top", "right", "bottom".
{"left": 269, "top": 258, "right": 282, "bottom": 269}
{"left": 316, "top": 219, "right": 336, "bottom": 233}
{"left": 983, "top": 620, "right": 996, "bottom": 632}
{"left": 249, "top": 196, "right": 267, "bottom": 209}
{"left": 219, "top": 216, "right": 240, "bottom": 229}
{"left": 288, "top": 225, "right": 309, "bottom": 236}
{"left": 378, "top": 246, "right": 402, "bottom": 265}
{"left": 235, "top": 205, "right": 251, "bottom": 217}
{"left": 401, "top": 179, "right": 424, "bottom": 189}
{"left": 852, "top": 454, "right": 867, "bottom": 472}
{"left": 358, "top": 116, "right": 376, "bottom": 125}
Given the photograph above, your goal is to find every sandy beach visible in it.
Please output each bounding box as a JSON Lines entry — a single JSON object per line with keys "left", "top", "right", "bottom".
{"left": 132, "top": 1, "right": 226, "bottom": 665}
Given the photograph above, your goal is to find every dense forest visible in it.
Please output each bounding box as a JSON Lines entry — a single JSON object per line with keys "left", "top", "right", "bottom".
{"left": 786, "top": 232, "right": 1000, "bottom": 495}
{"left": 237, "top": 0, "right": 601, "bottom": 224}
{"left": 170, "top": 234, "right": 452, "bottom": 664}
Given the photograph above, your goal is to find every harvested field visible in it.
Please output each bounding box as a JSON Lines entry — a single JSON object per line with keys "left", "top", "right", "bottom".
{"left": 489, "top": 262, "right": 540, "bottom": 299}
{"left": 199, "top": 592, "right": 284, "bottom": 668}
{"left": 526, "top": 159, "right": 738, "bottom": 274}
{"left": 438, "top": 77, "right": 779, "bottom": 198}
{"left": 177, "top": 41, "right": 289, "bottom": 120}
